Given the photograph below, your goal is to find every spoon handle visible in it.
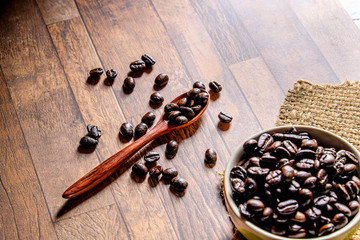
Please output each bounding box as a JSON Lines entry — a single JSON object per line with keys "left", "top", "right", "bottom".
{"left": 62, "top": 120, "right": 169, "bottom": 199}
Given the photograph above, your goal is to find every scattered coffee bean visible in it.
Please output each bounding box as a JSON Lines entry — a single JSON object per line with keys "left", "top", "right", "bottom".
{"left": 132, "top": 162, "right": 148, "bottom": 177}
{"left": 123, "top": 77, "right": 135, "bottom": 91}
{"left": 134, "top": 123, "right": 148, "bottom": 139}
{"left": 120, "top": 122, "right": 134, "bottom": 140}
{"left": 79, "top": 136, "right": 98, "bottom": 149}
{"left": 89, "top": 67, "right": 103, "bottom": 77}
{"left": 165, "top": 140, "right": 178, "bottom": 158}
{"left": 205, "top": 148, "right": 217, "bottom": 166}
{"left": 193, "top": 81, "right": 206, "bottom": 90}
{"left": 106, "top": 69, "right": 117, "bottom": 80}
{"left": 144, "top": 151, "right": 160, "bottom": 164}
{"left": 129, "top": 60, "right": 146, "bottom": 72}
{"left": 209, "top": 81, "right": 222, "bottom": 93}
{"left": 141, "top": 111, "right": 156, "bottom": 127}
{"left": 218, "top": 111, "right": 232, "bottom": 123}
{"left": 87, "top": 124, "right": 101, "bottom": 140}
{"left": 170, "top": 177, "right": 188, "bottom": 192}
{"left": 154, "top": 73, "right": 169, "bottom": 87}
{"left": 149, "top": 165, "right": 162, "bottom": 178}
{"left": 162, "top": 168, "right": 178, "bottom": 180}
{"left": 149, "top": 92, "right": 164, "bottom": 105}
{"left": 141, "top": 54, "right": 156, "bottom": 66}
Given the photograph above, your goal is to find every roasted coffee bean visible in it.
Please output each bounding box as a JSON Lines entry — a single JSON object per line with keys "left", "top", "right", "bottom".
{"left": 348, "top": 200, "right": 359, "bottom": 217}
{"left": 305, "top": 206, "right": 322, "bottom": 220}
{"left": 266, "top": 170, "right": 282, "bottom": 185}
{"left": 123, "top": 77, "right": 136, "bottom": 91}
{"left": 208, "top": 81, "right": 222, "bottom": 93}
{"left": 230, "top": 166, "right": 247, "bottom": 180}
{"left": 301, "top": 139, "right": 318, "bottom": 150}
{"left": 261, "top": 207, "right": 273, "bottom": 221}
{"left": 344, "top": 163, "right": 357, "bottom": 174}
{"left": 164, "top": 103, "right": 180, "bottom": 115}
{"left": 180, "top": 106, "right": 195, "bottom": 119}
{"left": 287, "top": 180, "right": 301, "bottom": 194}
{"left": 276, "top": 158, "right": 293, "bottom": 169}
{"left": 291, "top": 211, "right": 306, "bottom": 223}
{"left": 283, "top": 140, "right": 298, "bottom": 156}
{"left": 352, "top": 175, "right": 360, "bottom": 187}
{"left": 141, "top": 111, "right": 156, "bottom": 127}
{"left": 247, "top": 166, "right": 270, "bottom": 177}
{"left": 345, "top": 150, "right": 359, "bottom": 164}
{"left": 187, "top": 88, "right": 201, "bottom": 99}
{"left": 257, "top": 133, "right": 274, "bottom": 152}
{"left": 195, "top": 92, "right": 209, "bottom": 105}
{"left": 271, "top": 226, "right": 287, "bottom": 236}
{"left": 318, "top": 223, "right": 335, "bottom": 237}
{"left": 267, "top": 141, "right": 282, "bottom": 152}
{"left": 294, "top": 170, "right": 312, "bottom": 180}
{"left": 89, "top": 67, "right": 103, "bottom": 76}
{"left": 320, "top": 153, "right": 335, "bottom": 166}
{"left": 272, "top": 133, "right": 303, "bottom": 146}
{"left": 144, "top": 151, "right": 160, "bottom": 163}
{"left": 296, "top": 159, "right": 315, "bottom": 170}
{"left": 132, "top": 162, "right": 148, "bottom": 177}
{"left": 296, "top": 149, "right": 316, "bottom": 159}
{"left": 239, "top": 203, "right": 252, "bottom": 218}
{"left": 321, "top": 183, "right": 333, "bottom": 194}
{"left": 79, "top": 136, "right": 98, "bottom": 149}
{"left": 134, "top": 123, "right": 148, "bottom": 139}
{"left": 299, "top": 188, "right": 313, "bottom": 206}
{"left": 168, "top": 111, "right": 182, "bottom": 123}
{"left": 165, "top": 140, "right": 178, "bottom": 158}
{"left": 170, "top": 177, "right": 188, "bottom": 192}
{"left": 314, "top": 195, "right": 330, "bottom": 208}
{"left": 288, "top": 229, "right": 306, "bottom": 238}
{"left": 87, "top": 124, "right": 101, "bottom": 139}
{"left": 281, "top": 165, "right": 295, "bottom": 182}
{"left": 232, "top": 178, "right": 246, "bottom": 195}
{"left": 149, "top": 92, "right": 164, "bottom": 104}
{"left": 162, "top": 168, "right": 178, "bottom": 180}
{"left": 277, "top": 199, "right": 298, "bottom": 215}
{"left": 334, "top": 203, "right": 351, "bottom": 217}
{"left": 218, "top": 111, "right": 233, "bottom": 123}
{"left": 149, "top": 165, "right": 162, "bottom": 178}
{"left": 317, "top": 168, "right": 329, "bottom": 185}
{"left": 129, "top": 60, "right": 146, "bottom": 71}
{"left": 141, "top": 54, "right": 156, "bottom": 66}
{"left": 193, "top": 81, "right": 206, "bottom": 90}
{"left": 274, "top": 146, "right": 291, "bottom": 159}
{"left": 243, "top": 139, "right": 258, "bottom": 153}
{"left": 303, "top": 176, "right": 317, "bottom": 189}
{"left": 189, "top": 105, "right": 201, "bottom": 114}
{"left": 336, "top": 183, "right": 351, "bottom": 201}
{"left": 205, "top": 148, "right": 217, "bottom": 165}
{"left": 174, "top": 115, "right": 188, "bottom": 125}
{"left": 106, "top": 69, "right": 117, "bottom": 80}
{"left": 154, "top": 73, "right": 169, "bottom": 87}
{"left": 244, "top": 177, "right": 257, "bottom": 194}
{"left": 249, "top": 156, "right": 260, "bottom": 167}
{"left": 177, "top": 97, "right": 187, "bottom": 107}
{"left": 120, "top": 122, "right": 134, "bottom": 140}
{"left": 345, "top": 181, "right": 359, "bottom": 198}
{"left": 332, "top": 213, "right": 348, "bottom": 230}
{"left": 247, "top": 199, "right": 264, "bottom": 213}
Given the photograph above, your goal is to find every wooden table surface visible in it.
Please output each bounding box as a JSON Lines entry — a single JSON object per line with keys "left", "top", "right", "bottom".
{"left": 1, "top": 0, "right": 360, "bottom": 239}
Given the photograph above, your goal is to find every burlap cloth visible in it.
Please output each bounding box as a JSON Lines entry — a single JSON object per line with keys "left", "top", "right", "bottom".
{"left": 232, "top": 80, "right": 360, "bottom": 239}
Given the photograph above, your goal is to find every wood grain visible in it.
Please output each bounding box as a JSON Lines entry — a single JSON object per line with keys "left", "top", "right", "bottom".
{"left": 36, "top": 0, "right": 79, "bottom": 25}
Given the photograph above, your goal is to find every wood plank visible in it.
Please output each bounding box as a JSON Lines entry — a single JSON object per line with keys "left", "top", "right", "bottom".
{"left": 229, "top": 57, "right": 285, "bottom": 129}
{"left": 0, "top": 0, "right": 115, "bottom": 220}
{"left": 288, "top": 0, "right": 360, "bottom": 82}
{"left": 229, "top": 0, "right": 341, "bottom": 91}
{"left": 36, "top": 0, "right": 79, "bottom": 25}
{"left": 48, "top": 17, "right": 179, "bottom": 239}
{"left": 55, "top": 204, "right": 127, "bottom": 240}
{"left": 0, "top": 67, "right": 57, "bottom": 240}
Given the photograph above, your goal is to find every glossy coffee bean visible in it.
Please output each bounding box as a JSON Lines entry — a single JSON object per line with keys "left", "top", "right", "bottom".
{"left": 209, "top": 81, "right": 222, "bottom": 93}
{"left": 247, "top": 199, "right": 264, "bottom": 213}
{"left": 318, "top": 223, "right": 335, "bottom": 237}
{"left": 144, "top": 151, "right": 160, "bottom": 163}
{"left": 301, "top": 139, "right": 318, "bottom": 150}
{"left": 149, "top": 165, "right": 162, "bottom": 178}
{"left": 283, "top": 140, "right": 298, "bottom": 155}
{"left": 332, "top": 213, "right": 348, "bottom": 230}
{"left": 164, "top": 103, "right": 180, "bottom": 115}
{"left": 245, "top": 177, "right": 257, "bottom": 194}
{"left": 266, "top": 170, "right": 282, "bottom": 185}
{"left": 170, "top": 177, "right": 188, "bottom": 192}
{"left": 296, "top": 149, "right": 316, "bottom": 159}
{"left": 162, "top": 168, "right": 178, "bottom": 180}
{"left": 230, "top": 166, "right": 247, "bottom": 181}
{"left": 168, "top": 111, "right": 182, "bottom": 123}
{"left": 299, "top": 188, "right": 313, "bottom": 206}
{"left": 281, "top": 165, "right": 295, "bottom": 182}
{"left": 193, "top": 81, "right": 206, "bottom": 90}
{"left": 141, "top": 111, "right": 156, "bottom": 127}
{"left": 174, "top": 115, "right": 188, "bottom": 125}
{"left": 348, "top": 200, "right": 360, "bottom": 217}
{"left": 334, "top": 203, "right": 351, "bottom": 217}
{"left": 141, "top": 54, "right": 156, "bottom": 66}
{"left": 134, "top": 123, "right": 148, "bottom": 139}
{"left": 123, "top": 77, "right": 135, "bottom": 91}
{"left": 177, "top": 97, "right": 187, "bottom": 107}
{"left": 165, "top": 140, "right": 178, "bottom": 158}
{"left": 79, "top": 136, "right": 98, "bottom": 149}
{"left": 277, "top": 199, "right": 299, "bottom": 215}
{"left": 305, "top": 206, "right": 322, "bottom": 220}
{"left": 132, "top": 162, "right": 148, "bottom": 177}
{"left": 195, "top": 92, "right": 209, "bottom": 105}
{"left": 120, "top": 122, "right": 134, "bottom": 140}
{"left": 218, "top": 111, "right": 233, "bottom": 123}
{"left": 247, "top": 166, "right": 270, "bottom": 177}
{"left": 87, "top": 124, "right": 101, "bottom": 140}
{"left": 180, "top": 106, "right": 195, "bottom": 119}
{"left": 205, "top": 148, "right": 217, "bottom": 165}
{"left": 243, "top": 139, "right": 258, "bottom": 153}
{"left": 187, "top": 88, "right": 201, "bottom": 99}
{"left": 231, "top": 178, "right": 246, "bottom": 195}
{"left": 106, "top": 69, "right": 117, "bottom": 80}
{"left": 257, "top": 133, "right": 274, "bottom": 152}
{"left": 291, "top": 211, "right": 306, "bottom": 223}
{"left": 129, "top": 60, "right": 146, "bottom": 71}
{"left": 191, "top": 105, "right": 202, "bottom": 113}
{"left": 154, "top": 73, "right": 169, "bottom": 87}
{"left": 89, "top": 67, "right": 103, "bottom": 76}
{"left": 149, "top": 92, "right": 164, "bottom": 104}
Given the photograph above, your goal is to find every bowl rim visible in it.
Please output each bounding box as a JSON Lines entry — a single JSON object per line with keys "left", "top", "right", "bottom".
{"left": 224, "top": 125, "right": 360, "bottom": 240}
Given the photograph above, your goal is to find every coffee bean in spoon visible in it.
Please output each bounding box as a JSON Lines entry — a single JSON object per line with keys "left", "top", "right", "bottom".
{"left": 193, "top": 81, "right": 206, "bottom": 90}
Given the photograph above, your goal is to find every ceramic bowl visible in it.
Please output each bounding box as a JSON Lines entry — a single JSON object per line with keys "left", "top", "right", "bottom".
{"left": 224, "top": 125, "right": 360, "bottom": 240}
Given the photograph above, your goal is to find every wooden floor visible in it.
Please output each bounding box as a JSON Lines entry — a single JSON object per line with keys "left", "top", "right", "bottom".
{"left": 1, "top": 0, "right": 360, "bottom": 239}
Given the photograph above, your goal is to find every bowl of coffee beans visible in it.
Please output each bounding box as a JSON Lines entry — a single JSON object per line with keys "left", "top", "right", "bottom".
{"left": 224, "top": 125, "right": 360, "bottom": 240}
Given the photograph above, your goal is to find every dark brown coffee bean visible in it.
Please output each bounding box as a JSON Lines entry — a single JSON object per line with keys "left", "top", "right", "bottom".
{"left": 132, "top": 162, "right": 148, "bottom": 177}
{"left": 274, "top": 146, "right": 291, "bottom": 159}
{"left": 305, "top": 206, "right": 322, "bottom": 220}
{"left": 314, "top": 195, "right": 330, "bottom": 208}
{"left": 123, "top": 77, "right": 135, "bottom": 91}
{"left": 168, "top": 110, "right": 182, "bottom": 122}
{"left": 345, "top": 180, "right": 359, "bottom": 198}
{"left": 230, "top": 166, "right": 247, "bottom": 180}
{"left": 296, "top": 159, "right": 315, "bottom": 170}
{"left": 209, "top": 81, "right": 222, "bottom": 93}
{"left": 195, "top": 92, "right": 209, "bottom": 105}
{"left": 87, "top": 124, "right": 101, "bottom": 140}
{"left": 193, "top": 81, "right": 206, "bottom": 90}
{"left": 336, "top": 183, "right": 351, "bottom": 201}
{"left": 258, "top": 133, "right": 274, "bottom": 152}
{"left": 165, "top": 140, "right": 178, "bottom": 158}
{"left": 296, "top": 149, "right": 316, "bottom": 159}
{"left": 162, "top": 168, "right": 178, "bottom": 180}
{"left": 191, "top": 105, "right": 202, "bottom": 113}
{"left": 318, "top": 223, "right": 335, "bottom": 236}
{"left": 177, "top": 97, "right": 187, "bottom": 107}
{"left": 149, "top": 92, "right": 164, "bottom": 104}
{"left": 247, "top": 199, "right": 264, "bottom": 213}
{"left": 332, "top": 213, "right": 348, "bottom": 230}
{"left": 334, "top": 203, "right": 352, "bottom": 217}
{"left": 345, "top": 150, "right": 359, "bottom": 164}
{"left": 141, "top": 111, "right": 156, "bottom": 127}
{"left": 134, "top": 123, "right": 148, "bottom": 139}
{"left": 129, "top": 60, "right": 146, "bottom": 71}
{"left": 282, "top": 140, "right": 298, "bottom": 156}
{"left": 344, "top": 163, "right": 357, "bottom": 174}
{"left": 294, "top": 170, "right": 312, "bottom": 180}
{"left": 271, "top": 226, "right": 286, "bottom": 236}
{"left": 281, "top": 165, "right": 295, "bottom": 182}
{"left": 106, "top": 69, "right": 117, "bottom": 79}
{"left": 170, "top": 177, "right": 188, "bottom": 192}
{"left": 174, "top": 115, "right": 188, "bottom": 125}
{"left": 299, "top": 188, "right": 313, "bottom": 207}
{"left": 149, "top": 165, "right": 162, "bottom": 178}
{"left": 218, "top": 111, "right": 233, "bottom": 123}
{"left": 288, "top": 229, "right": 306, "bottom": 238}
{"left": 154, "top": 73, "right": 169, "bottom": 87}
{"left": 231, "top": 178, "right": 246, "bottom": 195}
{"left": 247, "top": 166, "right": 270, "bottom": 177}
{"left": 180, "top": 106, "right": 195, "bottom": 119}
{"left": 120, "top": 122, "right": 134, "bottom": 140}
{"left": 141, "top": 54, "right": 156, "bottom": 66}
{"left": 291, "top": 211, "right": 306, "bottom": 223}
{"left": 144, "top": 151, "right": 160, "bottom": 163}
{"left": 303, "top": 176, "right": 317, "bottom": 189}
{"left": 249, "top": 156, "right": 260, "bottom": 167}
{"left": 164, "top": 103, "right": 180, "bottom": 115}
{"left": 320, "top": 153, "right": 335, "bottom": 166}
{"left": 277, "top": 199, "right": 298, "bottom": 215}
{"left": 79, "top": 136, "right": 98, "bottom": 149}
{"left": 317, "top": 168, "right": 329, "bottom": 185}
{"left": 348, "top": 200, "right": 359, "bottom": 217}
{"left": 267, "top": 141, "right": 282, "bottom": 152}
{"left": 187, "top": 88, "right": 201, "bottom": 99}
{"left": 272, "top": 133, "right": 303, "bottom": 146}
{"left": 276, "top": 158, "right": 293, "bottom": 169}
{"left": 243, "top": 139, "right": 258, "bottom": 153}
{"left": 352, "top": 175, "right": 360, "bottom": 187}
{"left": 301, "top": 139, "right": 318, "bottom": 150}
{"left": 205, "top": 148, "right": 217, "bottom": 165}
{"left": 89, "top": 67, "right": 103, "bottom": 76}
{"left": 239, "top": 203, "right": 252, "bottom": 218}
{"left": 261, "top": 207, "right": 273, "bottom": 221}
{"left": 266, "top": 170, "right": 282, "bottom": 185}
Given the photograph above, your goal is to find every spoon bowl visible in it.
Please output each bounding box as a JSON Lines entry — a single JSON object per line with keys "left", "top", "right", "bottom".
{"left": 63, "top": 89, "right": 209, "bottom": 199}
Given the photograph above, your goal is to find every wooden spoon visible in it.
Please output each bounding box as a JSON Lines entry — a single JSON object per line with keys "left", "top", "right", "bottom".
{"left": 62, "top": 90, "right": 209, "bottom": 199}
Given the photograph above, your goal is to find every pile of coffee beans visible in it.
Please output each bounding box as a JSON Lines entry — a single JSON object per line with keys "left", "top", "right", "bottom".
{"left": 79, "top": 124, "right": 102, "bottom": 149}
{"left": 163, "top": 88, "right": 209, "bottom": 126}
{"left": 230, "top": 127, "right": 360, "bottom": 238}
